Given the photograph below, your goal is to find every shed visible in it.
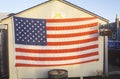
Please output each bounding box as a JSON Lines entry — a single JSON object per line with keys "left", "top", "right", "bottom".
{"left": 0, "top": 0, "right": 109, "bottom": 79}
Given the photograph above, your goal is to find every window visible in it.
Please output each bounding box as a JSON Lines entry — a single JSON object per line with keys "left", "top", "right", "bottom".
{"left": 0, "top": 25, "right": 9, "bottom": 79}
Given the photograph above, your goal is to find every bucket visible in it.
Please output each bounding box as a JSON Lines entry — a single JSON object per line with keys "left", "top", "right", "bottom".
{"left": 48, "top": 69, "right": 68, "bottom": 79}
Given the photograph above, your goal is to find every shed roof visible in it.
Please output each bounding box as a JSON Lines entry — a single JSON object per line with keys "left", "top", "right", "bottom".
{"left": 0, "top": 0, "right": 109, "bottom": 22}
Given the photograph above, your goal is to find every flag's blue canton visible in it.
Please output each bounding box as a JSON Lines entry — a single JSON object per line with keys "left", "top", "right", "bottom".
{"left": 14, "top": 17, "right": 47, "bottom": 46}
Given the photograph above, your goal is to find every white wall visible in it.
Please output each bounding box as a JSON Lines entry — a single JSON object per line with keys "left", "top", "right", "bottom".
{"left": 0, "top": 0, "right": 108, "bottom": 79}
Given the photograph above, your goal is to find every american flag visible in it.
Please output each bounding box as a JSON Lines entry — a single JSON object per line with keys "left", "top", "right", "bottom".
{"left": 13, "top": 16, "right": 99, "bottom": 67}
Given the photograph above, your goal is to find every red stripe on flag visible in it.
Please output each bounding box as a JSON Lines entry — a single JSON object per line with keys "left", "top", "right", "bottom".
{"left": 47, "top": 22, "right": 98, "bottom": 30}
{"left": 16, "top": 52, "right": 98, "bottom": 61}
{"left": 48, "top": 37, "right": 98, "bottom": 46}
{"left": 47, "top": 30, "right": 98, "bottom": 38}
{"left": 46, "top": 17, "right": 97, "bottom": 22}
{"left": 15, "top": 44, "right": 98, "bottom": 53}
{"left": 15, "top": 59, "right": 99, "bottom": 67}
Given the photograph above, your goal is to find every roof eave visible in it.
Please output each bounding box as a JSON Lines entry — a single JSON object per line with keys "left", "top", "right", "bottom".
{"left": 0, "top": 0, "right": 109, "bottom": 23}
{"left": 59, "top": 0, "right": 109, "bottom": 22}
{"left": 0, "top": 0, "right": 49, "bottom": 21}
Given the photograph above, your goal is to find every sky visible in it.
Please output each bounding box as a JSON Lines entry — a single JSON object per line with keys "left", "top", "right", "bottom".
{"left": 0, "top": 0, "right": 120, "bottom": 22}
